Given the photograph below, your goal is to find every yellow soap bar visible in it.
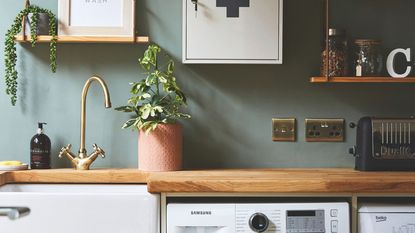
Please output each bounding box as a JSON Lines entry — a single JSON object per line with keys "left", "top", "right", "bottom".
{"left": 0, "top": 161, "right": 23, "bottom": 166}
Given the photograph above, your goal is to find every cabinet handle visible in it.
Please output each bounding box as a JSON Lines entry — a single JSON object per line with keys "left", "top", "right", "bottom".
{"left": 0, "top": 207, "right": 30, "bottom": 220}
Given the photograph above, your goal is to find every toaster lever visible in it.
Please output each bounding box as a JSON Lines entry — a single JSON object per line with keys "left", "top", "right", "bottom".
{"left": 349, "top": 146, "right": 357, "bottom": 157}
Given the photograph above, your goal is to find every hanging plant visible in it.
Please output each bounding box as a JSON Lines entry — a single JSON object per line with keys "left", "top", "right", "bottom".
{"left": 4, "top": 5, "right": 57, "bottom": 105}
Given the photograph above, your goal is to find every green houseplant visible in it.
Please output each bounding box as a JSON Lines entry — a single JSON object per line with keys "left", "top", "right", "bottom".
{"left": 116, "top": 44, "right": 190, "bottom": 171}
{"left": 4, "top": 5, "right": 57, "bottom": 105}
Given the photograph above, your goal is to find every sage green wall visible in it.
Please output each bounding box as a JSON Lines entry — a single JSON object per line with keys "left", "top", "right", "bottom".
{"left": 0, "top": 0, "right": 413, "bottom": 169}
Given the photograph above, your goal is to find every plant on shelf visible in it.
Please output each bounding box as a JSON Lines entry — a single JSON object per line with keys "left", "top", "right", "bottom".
{"left": 116, "top": 43, "right": 190, "bottom": 172}
{"left": 4, "top": 5, "right": 57, "bottom": 105}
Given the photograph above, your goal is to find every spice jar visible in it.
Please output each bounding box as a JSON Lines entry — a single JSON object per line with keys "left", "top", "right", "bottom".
{"left": 354, "top": 39, "right": 383, "bottom": 77}
{"left": 321, "top": 29, "right": 348, "bottom": 77}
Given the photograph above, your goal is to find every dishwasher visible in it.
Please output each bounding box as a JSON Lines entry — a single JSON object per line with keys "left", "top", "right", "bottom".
{"left": 359, "top": 203, "right": 415, "bottom": 233}
{"left": 0, "top": 184, "right": 160, "bottom": 233}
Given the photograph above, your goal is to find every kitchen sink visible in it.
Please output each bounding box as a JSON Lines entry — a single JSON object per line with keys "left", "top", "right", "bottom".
{"left": 0, "top": 184, "right": 160, "bottom": 233}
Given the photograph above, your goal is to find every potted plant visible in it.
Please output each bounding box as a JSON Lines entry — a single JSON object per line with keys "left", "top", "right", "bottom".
{"left": 4, "top": 4, "right": 57, "bottom": 105}
{"left": 116, "top": 44, "right": 191, "bottom": 171}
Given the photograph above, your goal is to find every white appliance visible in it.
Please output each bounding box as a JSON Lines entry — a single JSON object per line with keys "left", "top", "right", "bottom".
{"left": 359, "top": 204, "right": 415, "bottom": 233}
{"left": 167, "top": 202, "right": 349, "bottom": 233}
{"left": 0, "top": 184, "right": 160, "bottom": 233}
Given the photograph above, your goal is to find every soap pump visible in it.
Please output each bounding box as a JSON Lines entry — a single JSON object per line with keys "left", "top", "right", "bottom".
{"left": 30, "top": 122, "right": 51, "bottom": 169}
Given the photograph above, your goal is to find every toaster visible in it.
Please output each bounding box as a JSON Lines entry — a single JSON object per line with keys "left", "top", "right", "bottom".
{"left": 350, "top": 117, "right": 415, "bottom": 171}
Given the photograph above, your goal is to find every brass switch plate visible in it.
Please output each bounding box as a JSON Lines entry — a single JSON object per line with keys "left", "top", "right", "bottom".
{"left": 272, "top": 118, "right": 296, "bottom": 142}
{"left": 305, "top": 118, "right": 345, "bottom": 142}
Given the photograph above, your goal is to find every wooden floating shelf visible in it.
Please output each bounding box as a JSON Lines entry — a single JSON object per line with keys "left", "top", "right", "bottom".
{"left": 15, "top": 35, "right": 150, "bottom": 44}
{"left": 310, "top": 76, "right": 415, "bottom": 83}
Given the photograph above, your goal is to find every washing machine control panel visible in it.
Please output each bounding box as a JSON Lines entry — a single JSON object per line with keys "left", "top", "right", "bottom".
{"left": 287, "top": 210, "right": 325, "bottom": 233}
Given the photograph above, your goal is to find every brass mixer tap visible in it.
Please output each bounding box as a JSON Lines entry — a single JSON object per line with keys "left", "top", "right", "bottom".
{"left": 59, "top": 76, "right": 112, "bottom": 170}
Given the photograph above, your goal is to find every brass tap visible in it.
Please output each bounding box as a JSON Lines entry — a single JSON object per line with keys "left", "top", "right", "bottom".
{"left": 59, "top": 144, "right": 105, "bottom": 170}
{"left": 59, "top": 76, "right": 112, "bottom": 170}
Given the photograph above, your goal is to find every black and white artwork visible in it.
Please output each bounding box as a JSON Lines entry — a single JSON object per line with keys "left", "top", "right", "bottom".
{"left": 216, "top": 0, "right": 250, "bottom": 18}
{"left": 183, "top": 0, "right": 283, "bottom": 64}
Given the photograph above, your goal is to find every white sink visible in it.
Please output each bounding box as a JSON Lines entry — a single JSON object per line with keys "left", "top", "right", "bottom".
{"left": 0, "top": 184, "right": 160, "bottom": 233}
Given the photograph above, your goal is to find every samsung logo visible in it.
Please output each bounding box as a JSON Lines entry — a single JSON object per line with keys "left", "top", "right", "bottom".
{"left": 376, "top": 216, "right": 387, "bottom": 222}
{"left": 191, "top": 211, "right": 212, "bottom": 215}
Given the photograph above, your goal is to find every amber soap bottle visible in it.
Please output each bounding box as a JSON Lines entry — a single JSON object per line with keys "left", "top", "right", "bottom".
{"left": 30, "top": 122, "right": 51, "bottom": 169}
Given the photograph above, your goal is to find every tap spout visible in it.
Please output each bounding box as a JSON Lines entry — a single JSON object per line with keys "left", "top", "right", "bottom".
{"left": 59, "top": 76, "right": 111, "bottom": 170}
{"left": 79, "top": 76, "right": 112, "bottom": 158}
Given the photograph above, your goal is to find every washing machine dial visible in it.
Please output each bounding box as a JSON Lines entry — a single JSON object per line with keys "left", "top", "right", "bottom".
{"left": 249, "top": 212, "right": 269, "bottom": 232}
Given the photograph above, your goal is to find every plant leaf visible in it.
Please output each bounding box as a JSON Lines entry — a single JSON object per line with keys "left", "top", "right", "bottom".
{"left": 115, "top": 106, "right": 134, "bottom": 113}
{"left": 122, "top": 119, "right": 136, "bottom": 129}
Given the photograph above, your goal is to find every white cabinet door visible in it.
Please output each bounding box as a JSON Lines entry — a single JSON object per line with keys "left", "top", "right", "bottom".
{"left": 0, "top": 185, "right": 160, "bottom": 233}
{"left": 183, "top": 0, "right": 283, "bottom": 64}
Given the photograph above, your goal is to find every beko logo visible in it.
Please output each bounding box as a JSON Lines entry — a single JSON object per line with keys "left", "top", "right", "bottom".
{"left": 375, "top": 216, "right": 387, "bottom": 222}
{"left": 191, "top": 211, "right": 212, "bottom": 215}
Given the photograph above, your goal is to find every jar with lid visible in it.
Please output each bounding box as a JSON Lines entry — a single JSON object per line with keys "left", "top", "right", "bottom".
{"left": 321, "top": 29, "right": 348, "bottom": 77}
{"left": 354, "top": 39, "right": 383, "bottom": 77}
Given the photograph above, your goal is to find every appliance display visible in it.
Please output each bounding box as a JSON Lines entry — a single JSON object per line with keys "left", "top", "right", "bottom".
{"left": 167, "top": 202, "right": 349, "bottom": 233}
{"left": 350, "top": 117, "right": 415, "bottom": 171}
{"left": 359, "top": 203, "right": 415, "bottom": 233}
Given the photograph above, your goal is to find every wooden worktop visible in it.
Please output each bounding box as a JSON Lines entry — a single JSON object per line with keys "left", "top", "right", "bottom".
{"left": 0, "top": 169, "right": 149, "bottom": 186}
{"left": 147, "top": 168, "right": 415, "bottom": 193}
{"left": 1, "top": 168, "right": 415, "bottom": 194}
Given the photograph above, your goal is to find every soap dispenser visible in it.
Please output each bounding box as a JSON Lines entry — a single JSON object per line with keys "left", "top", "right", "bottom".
{"left": 30, "top": 122, "right": 51, "bottom": 169}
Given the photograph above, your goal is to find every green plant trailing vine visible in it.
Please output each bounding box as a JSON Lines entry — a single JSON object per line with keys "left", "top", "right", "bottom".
{"left": 116, "top": 44, "right": 191, "bottom": 133}
{"left": 4, "top": 5, "right": 57, "bottom": 105}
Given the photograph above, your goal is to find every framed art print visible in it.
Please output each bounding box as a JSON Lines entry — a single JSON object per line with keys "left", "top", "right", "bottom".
{"left": 58, "top": 0, "right": 135, "bottom": 39}
{"left": 183, "top": 0, "right": 283, "bottom": 64}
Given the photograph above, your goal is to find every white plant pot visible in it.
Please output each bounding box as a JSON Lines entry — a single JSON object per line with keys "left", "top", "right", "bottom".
{"left": 24, "top": 13, "right": 50, "bottom": 36}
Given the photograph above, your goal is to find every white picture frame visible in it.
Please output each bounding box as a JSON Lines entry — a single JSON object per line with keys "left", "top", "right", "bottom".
{"left": 58, "top": 0, "right": 135, "bottom": 39}
{"left": 183, "top": 0, "right": 283, "bottom": 64}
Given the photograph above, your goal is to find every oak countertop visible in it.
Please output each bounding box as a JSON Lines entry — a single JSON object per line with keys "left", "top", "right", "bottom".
{"left": 0, "top": 169, "right": 149, "bottom": 186}
{"left": 1, "top": 168, "right": 415, "bottom": 194}
{"left": 148, "top": 168, "right": 415, "bottom": 193}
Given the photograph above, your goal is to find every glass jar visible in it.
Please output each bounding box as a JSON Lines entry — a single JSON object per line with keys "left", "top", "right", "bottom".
{"left": 321, "top": 29, "right": 348, "bottom": 77}
{"left": 354, "top": 39, "right": 383, "bottom": 77}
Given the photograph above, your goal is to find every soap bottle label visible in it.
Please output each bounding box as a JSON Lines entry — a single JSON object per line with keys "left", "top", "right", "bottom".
{"left": 31, "top": 148, "right": 50, "bottom": 169}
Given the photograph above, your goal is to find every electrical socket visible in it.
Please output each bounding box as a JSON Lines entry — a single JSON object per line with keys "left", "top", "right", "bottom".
{"left": 272, "top": 118, "right": 296, "bottom": 142}
{"left": 305, "top": 118, "right": 345, "bottom": 142}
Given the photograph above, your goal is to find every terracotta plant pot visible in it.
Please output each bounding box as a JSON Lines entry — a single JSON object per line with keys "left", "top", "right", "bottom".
{"left": 138, "top": 123, "right": 183, "bottom": 171}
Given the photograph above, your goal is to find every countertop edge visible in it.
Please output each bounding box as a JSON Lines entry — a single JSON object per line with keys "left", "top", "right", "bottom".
{"left": 2, "top": 168, "right": 415, "bottom": 194}
{"left": 1, "top": 169, "right": 150, "bottom": 185}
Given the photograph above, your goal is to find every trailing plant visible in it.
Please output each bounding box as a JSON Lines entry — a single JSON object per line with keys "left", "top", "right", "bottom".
{"left": 116, "top": 44, "right": 191, "bottom": 133}
{"left": 4, "top": 5, "right": 57, "bottom": 105}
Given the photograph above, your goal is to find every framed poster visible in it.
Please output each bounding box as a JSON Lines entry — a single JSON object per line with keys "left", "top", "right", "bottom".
{"left": 58, "top": 0, "right": 135, "bottom": 38}
{"left": 183, "top": 0, "right": 283, "bottom": 64}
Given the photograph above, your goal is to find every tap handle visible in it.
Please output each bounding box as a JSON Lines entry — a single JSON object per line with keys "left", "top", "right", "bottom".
{"left": 92, "top": 144, "right": 105, "bottom": 158}
{"left": 58, "top": 144, "right": 72, "bottom": 158}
